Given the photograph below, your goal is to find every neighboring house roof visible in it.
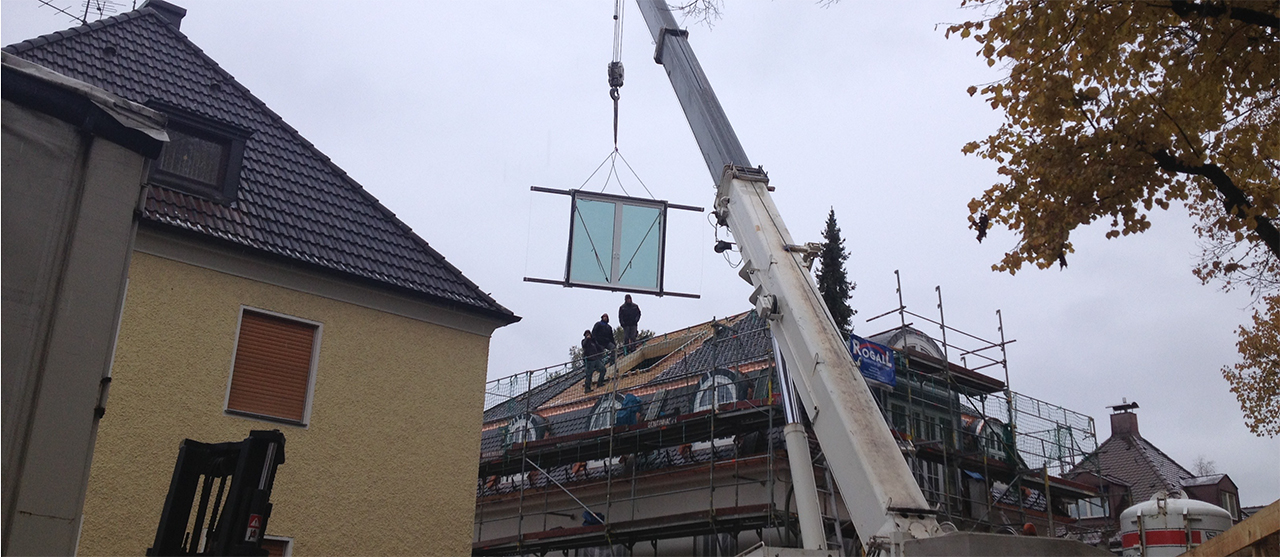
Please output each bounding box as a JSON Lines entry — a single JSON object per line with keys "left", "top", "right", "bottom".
{"left": 1240, "top": 505, "right": 1266, "bottom": 520}
{"left": 1182, "top": 474, "right": 1227, "bottom": 488}
{"left": 1068, "top": 430, "right": 1195, "bottom": 505}
{"left": 3, "top": 2, "right": 516, "bottom": 323}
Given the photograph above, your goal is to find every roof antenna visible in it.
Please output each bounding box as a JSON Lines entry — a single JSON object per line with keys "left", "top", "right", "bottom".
{"left": 81, "top": 0, "right": 124, "bottom": 22}
{"left": 36, "top": 0, "right": 124, "bottom": 24}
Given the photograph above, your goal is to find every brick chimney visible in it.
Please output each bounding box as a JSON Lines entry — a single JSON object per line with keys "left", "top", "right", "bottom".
{"left": 142, "top": 0, "right": 186, "bottom": 30}
{"left": 1107, "top": 400, "right": 1140, "bottom": 437}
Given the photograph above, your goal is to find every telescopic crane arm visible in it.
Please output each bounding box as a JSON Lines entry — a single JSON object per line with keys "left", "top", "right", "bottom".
{"left": 634, "top": 1, "right": 941, "bottom": 553}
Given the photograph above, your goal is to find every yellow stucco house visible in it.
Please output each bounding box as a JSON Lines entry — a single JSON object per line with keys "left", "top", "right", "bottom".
{"left": 4, "top": 1, "right": 519, "bottom": 554}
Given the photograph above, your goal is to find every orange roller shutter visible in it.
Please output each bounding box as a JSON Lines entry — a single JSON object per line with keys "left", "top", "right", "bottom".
{"left": 261, "top": 537, "right": 290, "bottom": 557}
{"left": 228, "top": 311, "right": 317, "bottom": 423}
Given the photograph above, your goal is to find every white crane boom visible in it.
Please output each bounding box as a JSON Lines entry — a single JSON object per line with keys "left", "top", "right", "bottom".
{"left": 634, "top": 1, "right": 940, "bottom": 553}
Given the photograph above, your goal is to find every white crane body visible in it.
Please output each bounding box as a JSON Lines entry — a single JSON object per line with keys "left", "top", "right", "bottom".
{"left": 632, "top": 4, "right": 1114, "bottom": 556}
{"left": 633, "top": 1, "right": 939, "bottom": 553}
{"left": 716, "top": 168, "right": 942, "bottom": 553}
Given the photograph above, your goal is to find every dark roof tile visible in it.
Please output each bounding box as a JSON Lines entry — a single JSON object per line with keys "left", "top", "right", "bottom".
{"left": 4, "top": 6, "right": 516, "bottom": 322}
{"left": 1068, "top": 432, "right": 1195, "bottom": 504}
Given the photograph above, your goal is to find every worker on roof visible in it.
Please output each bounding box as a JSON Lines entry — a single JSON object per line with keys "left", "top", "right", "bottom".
{"left": 592, "top": 313, "right": 616, "bottom": 356}
{"left": 582, "top": 330, "right": 606, "bottom": 394}
{"left": 618, "top": 295, "right": 641, "bottom": 353}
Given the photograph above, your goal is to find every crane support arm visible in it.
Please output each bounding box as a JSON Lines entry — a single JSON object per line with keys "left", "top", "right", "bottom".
{"left": 717, "top": 166, "right": 940, "bottom": 548}
{"left": 635, "top": 0, "right": 940, "bottom": 551}
{"left": 635, "top": 0, "right": 750, "bottom": 180}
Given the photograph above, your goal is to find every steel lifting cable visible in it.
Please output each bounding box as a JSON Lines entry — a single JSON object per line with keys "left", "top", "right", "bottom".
{"left": 608, "top": 0, "right": 625, "bottom": 147}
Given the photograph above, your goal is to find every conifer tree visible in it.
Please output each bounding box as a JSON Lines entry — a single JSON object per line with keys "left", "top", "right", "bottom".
{"left": 816, "top": 209, "right": 855, "bottom": 337}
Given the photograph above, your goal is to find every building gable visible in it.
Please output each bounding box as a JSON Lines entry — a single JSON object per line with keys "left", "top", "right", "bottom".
{"left": 3, "top": 2, "right": 516, "bottom": 323}
{"left": 1069, "top": 429, "right": 1195, "bottom": 505}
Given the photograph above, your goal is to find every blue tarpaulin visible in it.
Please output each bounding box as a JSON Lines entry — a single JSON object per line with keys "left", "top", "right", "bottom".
{"left": 849, "top": 334, "right": 897, "bottom": 388}
{"left": 615, "top": 393, "right": 643, "bottom": 426}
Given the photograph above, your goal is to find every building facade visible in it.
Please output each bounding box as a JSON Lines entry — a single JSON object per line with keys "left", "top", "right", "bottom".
{"left": 4, "top": 2, "right": 518, "bottom": 554}
{"left": 475, "top": 312, "right": 1100, "bottom": 556}
{"left": 2, "top": 51, "right": 167, "bottom": 556}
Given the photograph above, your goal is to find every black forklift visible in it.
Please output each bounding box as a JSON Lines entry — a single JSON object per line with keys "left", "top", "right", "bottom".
{"left": 147, "top": 430, "right": 286, "bottom": 556}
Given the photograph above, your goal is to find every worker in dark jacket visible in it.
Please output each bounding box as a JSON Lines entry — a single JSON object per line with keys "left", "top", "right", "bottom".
{"left": 582, "top": 330, "right": 606, "bottom": 393}
{"left": 618, "top": 295, "right": 641, "bottom": 352}
{"left": 592, "top": 313, "right": 616, "bottom": 355}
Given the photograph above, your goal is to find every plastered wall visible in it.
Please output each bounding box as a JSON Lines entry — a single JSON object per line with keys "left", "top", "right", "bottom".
{"left": 78, "top": 251, "right": 493, "bottom": 555}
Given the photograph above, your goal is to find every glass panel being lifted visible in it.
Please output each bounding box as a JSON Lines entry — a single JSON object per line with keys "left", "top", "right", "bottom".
{"left": 569, "top": 198, "right": 617, "bottom": 285}
{"left": 567, "top": 191, "right": 665, "bottom": 293}
{"left": 524, "top": 185, "right": 699, "bottom": 298}
{"left": 617, "top": 203, "right": 663, "bottom": 289}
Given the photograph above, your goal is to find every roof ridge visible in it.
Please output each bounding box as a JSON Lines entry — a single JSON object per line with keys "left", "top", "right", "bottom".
{"left": 3, "top": 7, "right": 151, "bottom": 54}
{"left": 6, "top": 5, "right": 516, "bottom": 321}
{"left": 1115, "top": 434, "right": 1191, "bottom": 500}
{"left": 1134, "top": 434, "right": 1193, "bottom": 479}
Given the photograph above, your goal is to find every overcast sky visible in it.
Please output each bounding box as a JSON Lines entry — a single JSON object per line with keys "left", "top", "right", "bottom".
{"left": 4, "top": 0, "right": 1276, "bottom": 507}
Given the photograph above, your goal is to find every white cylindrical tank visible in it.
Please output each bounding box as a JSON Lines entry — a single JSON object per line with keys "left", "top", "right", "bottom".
{"left": 1119, "top": 490, "right": 1233, "bottom": 556}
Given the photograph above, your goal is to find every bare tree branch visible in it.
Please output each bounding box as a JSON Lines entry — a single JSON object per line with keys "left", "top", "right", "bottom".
{"left": 1160, "top": 0, "right": 1280, "bottom": 30}
{"left": 1151, "top": 149, "right": 1280, "bottom": 260}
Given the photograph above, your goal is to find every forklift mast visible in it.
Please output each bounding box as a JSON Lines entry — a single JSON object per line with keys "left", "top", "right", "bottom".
{"left": 147, "top": 430, "right": 286, "bottom": 557}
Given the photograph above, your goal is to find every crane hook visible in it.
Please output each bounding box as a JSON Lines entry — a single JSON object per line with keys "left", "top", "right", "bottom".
{"left": 608, "top": 61, "right": 624, "bottom": 145}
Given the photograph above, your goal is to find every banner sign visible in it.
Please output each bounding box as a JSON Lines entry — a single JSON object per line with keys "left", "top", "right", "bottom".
{"left": 849, "top": 334, "right": 896, "bottom": 388}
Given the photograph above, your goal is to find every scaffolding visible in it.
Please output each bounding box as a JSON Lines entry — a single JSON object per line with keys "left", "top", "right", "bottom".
{"left": 474, "top": 295, "right": 1104, "bottom": 555}
{"left": 863, "top": 274, "right": 1103, "bottom": 540}
{"left": 476, "top": 315, "right": 795, "bottom": 556}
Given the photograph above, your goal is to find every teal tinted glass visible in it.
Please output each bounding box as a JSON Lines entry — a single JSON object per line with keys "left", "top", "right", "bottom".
{"left": 617, "top": 204, "right": 663, "bottom": 289}
{"left": 569, "top": 198, "right": 616, "bottom": 284}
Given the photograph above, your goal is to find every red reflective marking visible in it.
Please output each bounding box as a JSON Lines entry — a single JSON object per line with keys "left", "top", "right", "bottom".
{"left": 1122, "top": 533, "right": 1140, "bottom": 548}
{"left": 1122, "top": 529, "right": 1205, "bottom": 548}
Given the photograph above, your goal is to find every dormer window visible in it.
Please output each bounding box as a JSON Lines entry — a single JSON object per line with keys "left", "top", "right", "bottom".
{"left": 148, "top": 104, "right": 249, "bottom": 203}
{"left": 505, "top": 413, "right": 546, "bottom": 445}
{"left": 693, "top": 369, "right": 739, "bottom": 412}
{"left": 588, "top": 394, "right": 626, "bottom": 431}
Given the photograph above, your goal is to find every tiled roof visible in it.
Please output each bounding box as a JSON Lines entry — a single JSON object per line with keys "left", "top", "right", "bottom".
{"left": 1068, "top": 431, "right": 1194, "bottom": 505}
{"left": 482, "top": 370, "right": 580, "bottom": 424}
{"left": 482, "top": 311, "right": 769, "bottom": 428}
{"left": 651, "top": 312, "right": 770, "bottom": 382}
{"left": 3, "top": 4, "right": 516, "bottom": 322}
{"left": 484, "top": 312, "right": 763, "bottom": 426}
{"left": 1181, "top": 474, "right": 1226, "bottom": 487}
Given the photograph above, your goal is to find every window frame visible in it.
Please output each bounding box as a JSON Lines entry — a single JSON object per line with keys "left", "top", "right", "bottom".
{"left": 693, "top": 373, "right": 737, "bottom": 413}
{"left": 1069, "top": 496, "right": 1110, "bottom": 519}
{"left": 588, "top": 395, "right": 625, "bottom": 431}
{"left": 223, "top": 306, "right": 322, "bottom": 427}
{"left": 505, "top": 414, "right": 544, "bottom": 445}
{"left": 1220, "top": 491, "right": 1238, "bottom": 520}
{"left": 565, "top": 190, "right": 668, "bottom": 293}
{"left": 890, "top": 403, "right": 908, "bottom": 433}
{"left": 146, "top": 102, "right": 250, "bottom": 203}
{"left": 262, "top": 535, "right": 294, "bottom": 557}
